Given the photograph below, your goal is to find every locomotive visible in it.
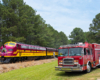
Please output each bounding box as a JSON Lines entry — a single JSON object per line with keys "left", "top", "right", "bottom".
{"left": 0, "top": 41, "right": 58, "bottom": 63}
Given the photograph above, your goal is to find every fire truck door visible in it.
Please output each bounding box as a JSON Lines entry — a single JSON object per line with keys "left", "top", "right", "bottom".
{"left": 86, "top": 49, "right": 93, "bottom": 61}
{"left": 84, "top": 48, "right": 93, "bottom": 69}
{"left": 83, "top": 48, "right": 87, "bottom": 66}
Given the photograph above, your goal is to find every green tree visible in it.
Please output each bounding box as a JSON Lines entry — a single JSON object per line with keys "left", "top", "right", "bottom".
{"left": 1, "top": 0, "right": 26, "bottom": 43}
{"left": 0, "top": 0, "right": 68, "bottom": 48}
{"left": 1, "top": 0, "right": 36, "bottom": 43}
{"left": 89, "top": 13, "right": 100, "bottom": 43}
{"left": 69, "top": 27, "right": 85, "bottom": 44}
{"left": 68, "top": 39, "right": 71, "bottom": 44}
{"left": 59, "top": 31, "right": 68, "bottom": 45}
{"left": 0, "top": 1, "right": 2, "bottom": 46}
{"left": 84, "top": 31, "right": 94, "bottom": 43}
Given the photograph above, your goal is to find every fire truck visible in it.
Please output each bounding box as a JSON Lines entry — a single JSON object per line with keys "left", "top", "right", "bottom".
{"left": 55, "top": 42, "right": 100, "bottom": 73}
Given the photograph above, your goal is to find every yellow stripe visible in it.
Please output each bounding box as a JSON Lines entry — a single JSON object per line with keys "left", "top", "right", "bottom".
{"left": 0, "top": 49, "right": 58, "bottom": 57}
{"left": 15, "top": 51, "right": 47, "bottom": 57}
{"left": 47, "top": 51, "right": 58, "bottom": 56}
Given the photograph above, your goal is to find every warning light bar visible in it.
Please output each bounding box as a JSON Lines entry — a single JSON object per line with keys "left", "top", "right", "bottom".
{"left": 60, "top": 42, "right": 85, "bottom": 47}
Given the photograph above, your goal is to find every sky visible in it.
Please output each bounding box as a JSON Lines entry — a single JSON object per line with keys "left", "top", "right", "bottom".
{"left": 23, "top": 0, "right": 100, "bottom": 37}
{"left": 1, "top": 0, "right": 100, "bottom": 37}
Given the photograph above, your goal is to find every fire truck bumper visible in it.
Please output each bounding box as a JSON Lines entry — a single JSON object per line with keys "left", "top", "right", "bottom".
{"left": 55, "top": 66, "right": 83, "bottom": 72}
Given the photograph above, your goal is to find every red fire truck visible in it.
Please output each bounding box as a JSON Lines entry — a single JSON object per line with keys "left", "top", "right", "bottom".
{"left": 55, "top": 42, "right": 100, "bottom": 73}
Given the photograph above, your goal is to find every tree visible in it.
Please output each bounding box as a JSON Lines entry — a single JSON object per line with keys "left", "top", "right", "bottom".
{"left": 69, "top": 27, "right": 85, "bottom": 44}
{"left": 84, "top": 31, "right": 95, "bottom": 43}
{"left": 0, "top": 1, "right": 2, "bottom": 46}
{"left": 59, "top": 31, "right": 68, "bottom": 45}
{"left": 68, "top": 39, "right": 71, "bottom": 44}
{"left": 1, "top": 0, "right": 26, "bottom": 43}
{"left": 0, "top": 0, "right": 68, "bottom": 48}
{"left": 89, "top": 13, "right": 100, "bottom": 43}
{"left": 1, "top": 0, "right": 36, "bottom": 43}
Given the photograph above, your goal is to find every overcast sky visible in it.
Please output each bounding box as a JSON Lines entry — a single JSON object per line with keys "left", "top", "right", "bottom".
{"left": 1, "top": 0, "right": 100, "bottom": 37}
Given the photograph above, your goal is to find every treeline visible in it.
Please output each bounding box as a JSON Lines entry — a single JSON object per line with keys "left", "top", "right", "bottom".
{"left": 69, "top": 13, "right": 100, "bottom": 44}
{"left": 0, "top": 0, "right": 68, "bottom": 48}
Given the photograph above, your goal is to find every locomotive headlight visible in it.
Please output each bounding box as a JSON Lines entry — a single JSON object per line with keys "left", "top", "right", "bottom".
{"left": 74, "top": 60, "right": 79, "bottom": 64}
{"left": 59, "top": 60, "right": 63, "bottom": 64}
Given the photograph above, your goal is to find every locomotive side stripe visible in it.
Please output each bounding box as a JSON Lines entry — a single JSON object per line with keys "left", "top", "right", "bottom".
{"left": 15, "top": 51, "right": 47, "bottom": 57}
{"left": 47, "top": 51, "right": 58, "bottom": 56}
{"left": 0, "top": 49, "right": 58, "bottom": 57}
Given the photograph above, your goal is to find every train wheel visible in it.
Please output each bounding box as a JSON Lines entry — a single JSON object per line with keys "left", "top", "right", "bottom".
{"left": 13, "top": 58, "right": 17, "bottom": 63}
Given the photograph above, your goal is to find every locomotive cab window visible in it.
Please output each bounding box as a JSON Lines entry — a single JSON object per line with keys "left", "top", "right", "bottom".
{"left": 5, "top": 43, "right": 9, "bottom": 45}
{"left": 9, "top": 43, "right": 15, "bottom": 46}
{"left": 4, "top": 42, "right": 16, "bottom": 46}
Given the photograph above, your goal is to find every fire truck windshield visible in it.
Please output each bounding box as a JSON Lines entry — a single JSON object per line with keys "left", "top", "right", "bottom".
{"left": 69, "top": 47, "right": 82, "bottom": 56}
{"left": 58, "top": 49, "right": 68, "bottom": 56}
{"left": 58, "top": 47, "right": 83, "bottom": 56}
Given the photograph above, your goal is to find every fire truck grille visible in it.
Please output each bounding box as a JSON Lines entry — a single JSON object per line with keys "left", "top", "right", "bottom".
{"left": 63, "top": 58, "right": 74, "bottom": 65}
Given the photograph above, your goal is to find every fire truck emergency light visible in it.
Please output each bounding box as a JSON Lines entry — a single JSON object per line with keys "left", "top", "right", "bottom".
{"left": 60, "top": 42, "right": 85, "bottom": 47}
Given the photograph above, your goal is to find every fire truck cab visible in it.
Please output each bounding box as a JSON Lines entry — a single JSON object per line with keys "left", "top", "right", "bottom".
{"left": 55, "top": 42, "right": 100, "bottom": 73}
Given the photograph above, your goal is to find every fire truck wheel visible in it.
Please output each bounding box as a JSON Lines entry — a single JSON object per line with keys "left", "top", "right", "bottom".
{"left": 97, "top": 65, "right": 100, "bottom": 68}
{"left": 86, "top": 63, "right": 91, "bottom": 73}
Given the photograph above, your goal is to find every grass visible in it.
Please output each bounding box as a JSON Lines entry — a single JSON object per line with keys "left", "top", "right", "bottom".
{"left": 0, "top": 60, "right": 100, "bottom": 80}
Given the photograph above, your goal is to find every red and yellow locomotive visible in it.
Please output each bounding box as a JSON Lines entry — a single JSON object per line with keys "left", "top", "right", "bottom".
{"left": 0, "top": 41, "right": 58, "bottom": 63}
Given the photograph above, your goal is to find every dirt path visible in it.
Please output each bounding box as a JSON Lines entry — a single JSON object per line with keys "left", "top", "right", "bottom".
{"left": 0, "top": 58, "right": 57, "bottom": 74}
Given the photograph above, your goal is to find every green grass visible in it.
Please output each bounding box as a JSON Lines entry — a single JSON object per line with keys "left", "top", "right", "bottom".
{"left": 0, "top": 60, "right": 100, "bottom": 80}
